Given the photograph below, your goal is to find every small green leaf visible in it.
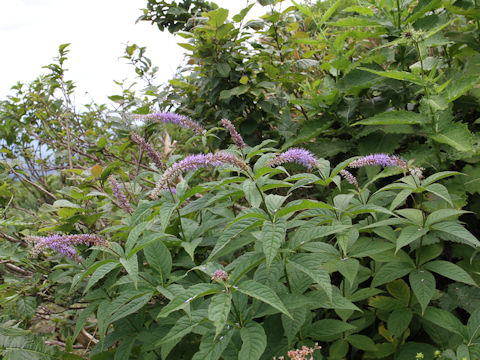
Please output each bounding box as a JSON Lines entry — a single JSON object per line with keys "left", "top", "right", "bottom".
{"left": 144, "top": 240, "right": 171, "bottom": 284}
{"left": 262, "top": 218, "right": 286, "bottom": 270}
{"left": 372, "top": 262, "right": 413, "bottom": 287}
{"left": 347, "top": 334, "right": 377, "bottom": 351}
{"left": 239, "top": 322, "right": 267, "bottom": 360}
{"left": 409, "top": 270, "right": 435, "bottom": 315}
{"left": 396, "top": 226, "right": 429, "bottom": 252}
{"left": 306, "top": 319, "right": 356, "bottom": 340}
{"left": 388, "top": 309, "right": 413, "bottom": 337}
{"left": 423, "top": 307, "right": 467, "bottom": 339}
{"left": 353, "top": 111, "right": 426, "bottom": 126}
{"left": 288, "top": 258, "right": 332, "bottom": 302}
{"left": 192, "top": 330, "right": 233, "bottom": 360}
{"left": 120, "top": 255, "right": 139, "bottom": 288}
{"left": 158, "top": 284, "right": 220, "bottom": 318}
{"left": 85, "top": 262, "right": 120, "bottom": 293}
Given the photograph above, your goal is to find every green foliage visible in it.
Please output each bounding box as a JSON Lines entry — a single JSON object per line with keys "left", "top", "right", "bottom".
{"left": 1, "top": 0, "right": 480, "bottom": 358}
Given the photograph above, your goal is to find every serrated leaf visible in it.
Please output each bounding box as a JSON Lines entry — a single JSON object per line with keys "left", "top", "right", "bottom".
{"left": 431, "top": 122, "right": 473, "bottom": 152}
{"left": 388, "top": 309, "right": 413, "bottom": 337}
{"left": 243, "top": 179, "right": 262, "bottom": 208}
{"left": 372, "top": 262, "right": 413, "bottom": 287}
{"left": 423, "top": 260, "right": 475, "bottom": 285}
{"left": 158, "top": 284, "right": 220, "bottom": 318}
{"left": 306, "top": 319, "right": 356, "bottom": 340}
{"left": 337, "top": 258, "right": 359, "bottom": 288}
{"left": 432, "top": 221, "right": 480, "bottom": 248}
{"left": 156, "top": 309, "right": 207, "bottom": 345}
{"left": 120, "top": 255, "right": 138, "bottom": 288}
{"left": 192, "top": 330, "right": 233, "bottom": 360}
{"left": 236, "top": 280, "right": 291, "bottom": 318}
{"left": 262, "top": 218, "right": 286, "bottom": 270}
{"left": 409, "top": 270, "right": 435, "bottom": 315}
{"left": 239, "top": 322, "right": 267, "bottom": 360}
{"left": 208, "top": 293, "right": 231, "bottom": 340}
{"left": 423, "top": 307, "right": 467, "bottom": 339}
{"left": 425, "top": 209, "right": 468, "bottom": 227}
{"left": 288, "top": 258, "right": 332, "bottom": 302}
{"left": 425, "top": 183, "right": 453, "bottom": 206}
{"left": 144, "top": 239, "right": 171, "bottom": 285}
{"left": 467, "top": 308, "right": 480, "bottom": 342}
{"left": 358, "top": 68, "right": 425, "bottom": 85}
{"left": 110, "top": 293, "right": 153, "bottom": 323}
{"left": 282, "top": 306, "right": 306, "bottom": 345}
{"left": 396, "top": 226, "right": 429, "bottom": 252}
{"left": 347, "top": 334, "right": 377, "bottom": 351}
{"left": 353, "top": 111, "right": 426, "bottom": 126}
{"left": 84, "top": 262, "right": 120, "bottom": 293}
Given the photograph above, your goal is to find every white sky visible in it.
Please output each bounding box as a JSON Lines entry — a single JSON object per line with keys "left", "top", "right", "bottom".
{"left": 0, "top": 0, "right": 277, "bottom": 106}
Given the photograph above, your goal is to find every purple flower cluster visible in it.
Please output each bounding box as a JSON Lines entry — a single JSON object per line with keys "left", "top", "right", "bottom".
{"left": 221, "top": 119, "right": 246, "bottom": 149}
{"left": 211, "top": 269, "right": 228, "bottom": 282}
{"left": 29, "top": 234, "right": 107, "bottom": 262}
{"left": 339, "top": 169, "right": 358, "bottom": 188}
{"left": 151, "top": 152, "right": 249, "bottom": 199}
{"left": 349, "top": 154, "right": 407, "bottom": 169}
{"left": 130, "top": 132, "right": 164, "bottom": 170}
{"left": 109, "top": 176, "right": 133, "bottom": 214}
{"left": 266, "top": 148, "right": 317, "bottom": 170}
{"left": 135, "top": 112, "right": 204, "bottom": 135}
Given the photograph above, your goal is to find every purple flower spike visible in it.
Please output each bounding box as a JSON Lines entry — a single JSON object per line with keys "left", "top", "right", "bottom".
{"left": 150, "top": 152, "right": 248, "bottom": 199}
{"left": 348, "top": 153, "right": 407, "bottom": 169}
{"left": 339, "top": 169, "right": 359, "bottom": 188}
{"left": 109, "top": 176, "right": 133, "bottom": 214}
{"left": 130, "top": 132, "right": 164, "bottom": 170}
{"left": 211, "top": 270, "right": 228, "bottom": 282}
{"left": 266, "top": 148, "right": 317, "bottom": 170}
{"left": 29, "top": 234, "right": 107, "bottom": 262}
{"left": 134, "top": 112, "right": 204, "bottom": 135}
{"left": 221, "top": 119, "right": 246, "bottom": 149}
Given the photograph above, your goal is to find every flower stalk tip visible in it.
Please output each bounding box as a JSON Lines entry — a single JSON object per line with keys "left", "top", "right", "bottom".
{"left": 221, "top": 118, "right": 246, "bottom": 149}
{"left": 266, "top": 148, "right": 317, "bottom": 170}
{"left": 109, "top": 176, "right": 133, "bottom": 214}
{"left": 133, "top": 112, "right": 204, "bottom": 135}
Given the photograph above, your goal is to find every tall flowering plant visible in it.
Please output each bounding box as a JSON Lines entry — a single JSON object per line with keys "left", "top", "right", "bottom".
{"left": 24, "top": 115, "right": 480, "bottom": 360}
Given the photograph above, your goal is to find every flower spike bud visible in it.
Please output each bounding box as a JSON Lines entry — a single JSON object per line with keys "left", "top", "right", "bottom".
{"left": 130, "top": 132, "right": 164, "bottom": 169}
{"left": 109, "top": 176, "right": 133, "bottom": 214}
{"left": 221, "top": 118, "right": 246, "bottom": 149}
{"left": 348, "top": 153, "right": 407, "bottom": 169}
{"left": 132, "top": 112, "right": 204, "bottom": 135}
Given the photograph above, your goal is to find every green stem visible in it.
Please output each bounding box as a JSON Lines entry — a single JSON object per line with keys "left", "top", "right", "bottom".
{"left": 396, "top": 0, "right": 402, "bottom": 29}
{"left": 231, "top": 297, "right": 244, "bottom": 327}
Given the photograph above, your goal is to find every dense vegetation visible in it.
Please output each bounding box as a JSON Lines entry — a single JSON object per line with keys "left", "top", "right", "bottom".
{"left": 1, "top": 0, "right": 479, "bottom": 359}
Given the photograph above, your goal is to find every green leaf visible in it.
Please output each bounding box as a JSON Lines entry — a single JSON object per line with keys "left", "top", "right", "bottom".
{"left": 425, "top": 183, "right": 453, "bottom": 206}
{"left": 216, "top": 63, "right": 231, "bottom": 77}
{"left": 144, "top": 239, "right": 171, "bottom": 284}
{"left": 372, "top": 262, "right": 414, "bottom": 287}
{"left": 423, "top": 260, "right": 476, "bottom": 285}
{"left": 432, "top": 221, "right": 480, "bottom": 248}
{"left": 262, "top": 218, "right": 286, "bottom": 270}
{"left": 425, "top": 209, "right": 468, "bottom": 227}
{"left": 239, "top": 322, "right": 267, "bottom": 360}
{"left": 347, "top": 334, "right": 377, "bottom": 351}
{"left": 160, "top": 202, "right": 176, "bottom": 231}
{"left": 110, "top": 293, "right": 153, "bottom": 323}
{"left": 208, "top": 293, "right": 231, "bottom": 340}
{"left": 353, "top": 111, "right": 426, "bottom": 126}
{"left": 409, "top": 269, "right": 435, "bottom": 315}
{"left": 158, "top": 284, "right": 220, "bottom": 318}
{"left": 422, "top": 307, "right": 467, "bottom": 339}
{"left": 388, "top": 309, "right": 413, "bottom": 337}
{"left": 120, "top": 255, "right": 138, "bottom": 288}
{"left": 275, "top": 199, "right": 333, "bottom": 218}
{"left": 358, "top": 68, "right": 425, "bottom": 85}
{"left": 467, "top": 308, "right": 480, "bottom": 342}
{"left": 126, "top": 221, "right": 150, "bottom": 254}
{"left": 431, "top": 122, "right": 473, "bottom": 152}
{"left": 84, "top": 262, "right": 120, "bottom": 293}
{"left": 209, "top": 217, "right": 262, "bottom": 260}
{"left": 386, "top": 279, "right": 410, "bottom": 306}
{"left": 219, "top": 85, "right": 249, "bottom": 100}
{"left": 422, "top": 171, "right": 461, "bottom": 186}
{"left": 156, "top": 309, "right": 207, "bottom": 345}
{"left": 243, "top": 179, "right": 262, "bottom": 208}
{"left": 396, "top": 226, "right": 429, "bottom": 253}
{"left": 337, "top": 258, "right": 359, "bottom": 288}
{"left": 443, "top": 75, "right": 480, "bottom": 102}
{"left": 236, "top": 280, "right": 291, "bottom": 318}
{"left": 73, "top": 302, "right": 98, "bottom": 341}
{"left": 192, "top": 330, "right": 233, "bottom": 360}
{"left": 282, "top": 306, "right": 306, "bottom": 345}
{"left": 288, "top": 258, "right": 332, "bottom": 302}
{"left": 306, "top": 319, "right": 356, "bottom": 340}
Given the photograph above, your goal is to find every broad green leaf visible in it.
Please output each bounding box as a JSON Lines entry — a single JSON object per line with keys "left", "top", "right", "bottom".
{"left": 288, "top": 258, "right": 332, "bottom": 302}
{"left": 192, "top": 330, "right": 233, "bottom": 360}
{"left": 228, "top": 252, "right": 265, "bottom": 285}
{"left": 409, "top": 270, "right": 435, "bottom": 315}
{"left": 208, "top": 293, "right": 231, "bottom": 340}
{"left": 282, "top": 306, "right": 306, "bottom": 345}
{"left": 262, "top": 218, "right": 286, "bottom": 270}
{"left": 389, "top": 189, "right": 413, "bottom": 211}
{"left": 84, "top": 262, "right": 120, "bottom": 293}
{"left": 425, "top": 183, "right": 453, "bottom": 206}
{"left": 144, "top": 239, "right": 171, "bottom": 285}
{"left": 388, "top": 309, "right": 413, "bottom": 337}
{"left": 425, "top": 209, "right": 468, "bottom": 227}
{"left": 156, "top": 309, "right": 207, "bottom": 345}
{"left": 110, "top": 293, "right": 153, "bottom": 323}
{"left": 125, "top": 221, "right": 150, "bottom": 254}
{"left": 73, "top": 302, "right": 98, "bottom": 341}
{"left": 243, "top": 179, "right": 262, "bottom": 208}
{"left": 219, "top": 85, "right": 249, "bottom": 100}
{"left": 347, "top": 334, "right": 377, "bottom": 351}
{"left": 353, "top": 111, "right": 426, "bottom": 126}
{"left": 236, "top": 280, "right": 291, "bottom": 318}
{"left": 422, "top": 171, "right": 461, "bottom": 186}
{"left": 432, "top": 221, "right": 480, "bottom": 248}
{"left": 395, "top": 209, "right": 424, "bottom": 226}
{"left": 306, "top": 319, "right": 356, "bottom": 340}
{"left": 443, "top": 75, "right": 480, "bottom": 102}
{"left": 290, "top": 224, "right": 351, "bottom": 249}
{"left": 337, "top": 258, "right": 359, "bottom": 288}
{"left": 358, "top": 68, "right": 425, "bottom": 85}
{"left": 275, "top": 199, "right": 334, "bottom": 218}
{"left": 423, "top": 260, "right": 476, "bottom": 285}
{"left": 423, "top": 307, "right": 467, "bottom": 339}
{"left": 386, "top": 279, "right": 410, "bottom": 306}
{"left": 467, "top": 308, "right": 480, "bottom": 342}
{"left": 431, "top": 122, "right": 473, "bottom": 152}
{"left": 372, "top": 262, "right": 413, "bottom": 287}
{"left": 209, "top": 217, "right": 263, "bottom": 259}
{"left": 160, "top": 202, "right": 176, "bottom": 231}
{"left": 396, "top": 226, "right": 429, "bottom": 252}
{"left": 158, "top": 284, "right": 220, "bottom": 318}
{"left": 239, "top": 322, "right": 267, "bottom": 360}
{"left": 120, "top": 255, "right": 138, "bottom": 288}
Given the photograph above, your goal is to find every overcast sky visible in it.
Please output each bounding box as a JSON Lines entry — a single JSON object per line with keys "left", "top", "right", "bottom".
{"left": 0, "top": 0, "right": 278, "bottom": 106}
